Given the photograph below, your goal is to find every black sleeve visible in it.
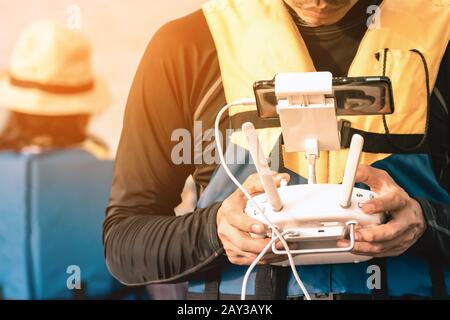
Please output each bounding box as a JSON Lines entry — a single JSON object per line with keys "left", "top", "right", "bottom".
{"left": 429, "top": 42, "right": 449, "bottom": 191}
{"left": 410, "top": 198, "right": 450, "bottom": 265}
{"left": 410, "top": 45, "right": 450, "bottom": 265}
{"left": 103, "top": 12, "right": 226, "bottom": 286}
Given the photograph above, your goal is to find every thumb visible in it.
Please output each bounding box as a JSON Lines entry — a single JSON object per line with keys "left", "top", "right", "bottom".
{"left": 272, "top": 172, "right": 290, "bottom": 186}
{"left": 227, "top": 206, "right": 267, "bottom": 234}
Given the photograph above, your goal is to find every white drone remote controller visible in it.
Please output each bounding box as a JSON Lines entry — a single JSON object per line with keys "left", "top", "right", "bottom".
{"left": 243, "top": 122, "right": 386, "bottom": 266}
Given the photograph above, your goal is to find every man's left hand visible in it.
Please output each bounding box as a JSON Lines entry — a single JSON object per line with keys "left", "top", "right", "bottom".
{"left": 337, "top": 165, "right": 427, "bottom": 257}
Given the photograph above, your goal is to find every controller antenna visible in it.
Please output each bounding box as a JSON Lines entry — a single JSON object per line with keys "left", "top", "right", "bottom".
{"left": 340, "top": 134, "right": 364, "bottom": 208}
{"left": 242, "top": 122, "right": 283, "bottom": 211}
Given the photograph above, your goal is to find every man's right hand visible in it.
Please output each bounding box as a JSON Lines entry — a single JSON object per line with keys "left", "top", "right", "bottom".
{"left": 216, "top": 172, "right": 290, "bottom": 265}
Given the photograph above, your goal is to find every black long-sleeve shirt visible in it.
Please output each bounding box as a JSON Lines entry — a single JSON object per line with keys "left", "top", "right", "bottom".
{"left": 103, "top": 2, "right": 450, "bottom": 286}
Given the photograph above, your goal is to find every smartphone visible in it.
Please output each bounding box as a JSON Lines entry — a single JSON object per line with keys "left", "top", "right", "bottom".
{"left": 254, "top": 76, "right": 395, "bottom": 119}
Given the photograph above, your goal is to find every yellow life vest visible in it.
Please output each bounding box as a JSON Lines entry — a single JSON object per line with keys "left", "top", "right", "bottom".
{"left": 202, "top": 0, "right": 450, "bottom": 183}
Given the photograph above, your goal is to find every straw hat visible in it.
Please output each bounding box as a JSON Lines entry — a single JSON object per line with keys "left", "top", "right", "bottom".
{"left": 0, "top": 21, "right": 110, "bottom": 115}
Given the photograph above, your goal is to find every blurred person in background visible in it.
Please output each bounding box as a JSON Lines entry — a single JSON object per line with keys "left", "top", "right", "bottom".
{"left": 0, "top": 21, "right": 110, "bottom": 157}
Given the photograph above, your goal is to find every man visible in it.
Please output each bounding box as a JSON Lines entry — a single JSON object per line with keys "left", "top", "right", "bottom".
{"left": 104, "top": 0, "right": 450, "bottom": 299}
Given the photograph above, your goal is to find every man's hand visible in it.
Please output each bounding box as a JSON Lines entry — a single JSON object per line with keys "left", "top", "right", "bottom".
{"left": 217, "top": 172, "right": 290, "bottom": 265}
{"left": 338, "top": 165, "right": 427, "bottom": 257}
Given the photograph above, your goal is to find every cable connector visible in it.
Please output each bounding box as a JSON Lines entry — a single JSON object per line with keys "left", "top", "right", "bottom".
{"left": 305, "top": 138, "right": 319, "bottom": 159}
{"left": 305, "top": 138, "right": 318, "bottom": 184}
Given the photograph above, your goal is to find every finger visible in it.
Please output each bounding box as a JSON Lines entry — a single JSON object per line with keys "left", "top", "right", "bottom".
{"left": 371, "top": 227, "right": 419, "bottom": 254}
{"left": 222, "top": 236, "right": 258, "bottom": 259}
{"left": 274, "top": 239, "right": 301, "bottom": 251}
{"left": 227, "top": 255, "right": 255, "bottom": 266}
{"left": 338, "top": 229, "right": 412, "bottom": 257}
{"left": 224, "top": 226, "right": 272, "bottom": 254}
{"left": 272, "top": 173, "right": 291, "bottom": 186}
{"left": 227, "top": 247, "right": 285, "bottom": 265}
{"left": 275, "top": 239, "right": 286, "bottom": 250}
{"left": 355, "top": 165, "right": 394, "bottom": 191}
{"left": 224, "top": 243, "right": 258, "bottom": 261}
{"left": 242, "top": 174, "right": 265, "bottom": 196}
{"left": 226, "top": 250, "right": 286, "bottom": 266}
{"left": 226, "top": 240, "right": 286, "bottom": 261}
{"left": 355, "top": 220, "right": 410, "bottom": 242}
{"left": 337, "top": 240, "right": 386, "bottom": 256}
{"left": 225, "top": 205, "right": 267, "bottom": 234}
{"left": 242, "top": 173, "right": 290, "bottom": 196}
{"left": 361, "top": 192, "right": 408, "bottom": 214}
{"left": 226, "top": 189, "right": 249, "bottom": 209}
{"left": 351, "top": 241, "right": 404, "bottom": 257}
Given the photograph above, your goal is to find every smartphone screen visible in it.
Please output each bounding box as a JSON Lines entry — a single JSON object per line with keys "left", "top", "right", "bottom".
{"left": 254, "top": 80, "right": 279, "bottom": 118}
{"left": 254, "top": 76, "right": 395, "bottom": 119}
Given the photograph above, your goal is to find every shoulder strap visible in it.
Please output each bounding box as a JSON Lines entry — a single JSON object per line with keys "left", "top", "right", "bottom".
{"left": 255, "top": 265, "right": 290, "bottom": 300}
{"left": 230, "top": 111, "right": 430, "bottom": 155}
{"left": 428, "top": 260, "right": 447, "bottom": 299}
{"left": 339, "top": 122, "right": 428, "bottom": 154}
{"left": 204, "top": 273, "right": 221, "bottom": 300}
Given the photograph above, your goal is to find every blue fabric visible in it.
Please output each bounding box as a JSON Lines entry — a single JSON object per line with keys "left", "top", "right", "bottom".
{"left": 0, "top": 150, "right": 122, "bottom": 299}
{"left": 190, "top": 147, "right": 450, "bottom": 297}
{"left": 333, "top": 154, "right": 450, "bottom": 297}
{"left": 220, "top": 265, "right": 258, "bottom": 296}
{"left": 0, "top": 154, "right": 31, "bottom": 299}
{"left": 386, "top": 255, "right": 433, "bottom": 297}
{"left": 331, "top": 262, "right": 372, "bottom": 295}
{"left": 372, "top": 153, "right": 450, "bottom": 204}
{"left": 446, "top": 268, "right": 450, "bottom": 294}
{"left": 197, "top": 148, "right": 256, "bottom": 208}
{"left": 287, "top": 265, "right": 331, "bottom": 296}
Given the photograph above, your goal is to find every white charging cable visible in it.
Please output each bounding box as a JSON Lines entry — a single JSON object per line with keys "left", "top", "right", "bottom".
{"left": 241, "top": 230, "right": 292, "bottom": 300}
{"left": 215, "top": 99, "right": 311, "bottom": 301}
{"left": 305, "top": 138, "right": 319, "bottom": 185}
